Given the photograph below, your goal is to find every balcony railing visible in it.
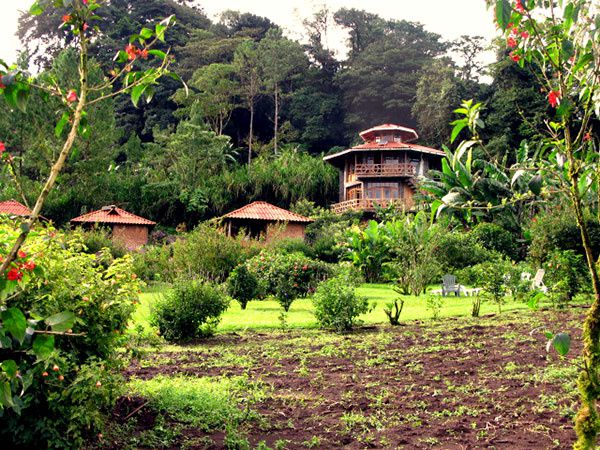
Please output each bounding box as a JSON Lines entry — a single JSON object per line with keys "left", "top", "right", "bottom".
{"left": 354, "top": 163, "right": 416, "bottom": 177}
{"left": 331, "top": 198, "right": 411, "bottom": 214}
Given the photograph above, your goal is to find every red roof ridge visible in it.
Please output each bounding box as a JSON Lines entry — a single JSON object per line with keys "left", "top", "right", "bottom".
{"left": 223, "top": 201, "right": 313, "bottom": 223}
{"left": 0, "top": 200, "right": 32, "bottom": 216}
{"left": 71, "top": 205, "right": 156, "bottom": 226}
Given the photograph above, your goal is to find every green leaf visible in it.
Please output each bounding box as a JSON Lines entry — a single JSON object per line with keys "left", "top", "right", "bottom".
{"left": 550, "top": 332, "right": 570, "bottom": 356}
{"left": 32, "top": 334, "right": 54, "bottom": 360}
{"left": 528, "top": 174, "right": 542, "bottom": 196}
{"left": 495, "top": 0, "right": 511, "bottom": 30}
{"left": 1, "top": 308, "right": 27, "bottom": 344}
{"left": 1, "top": 360, "right": 18, "bottom": 378}
{"left": 130, "top": 84, "right": 147, "bottom": 107}
{"left": 139, "top": 27, "right": 153, "bottom": 40}
{"left": 155, "top": 24, "right": 166, "bottom": 42}
{"left": 29, "top": 2, "right": 44, "bottom": 15}
{"left": 450, "top": 122, "right": 467, "bottom": 143}
{"left": 45, "top": 311, "right": 75, "bottom": 332}
{"left": 148, "top": 49, "right": 167, "bottom": 60}
{"left": 55, "top": 112, "right": 70, "bottom": 138}
{"left": 1, "top": 382, "right": 13, "bottom": 408}
{"left": 15, "top": 88, "right": 28, "bottom": 113}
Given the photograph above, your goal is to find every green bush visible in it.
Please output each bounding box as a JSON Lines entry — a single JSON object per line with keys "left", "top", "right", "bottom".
{"left": 471, "top": 222, "right": 519, "bottom": 260}
{"left": 305, "top": 209, "right": 361, "bottom": 263}
{"left": 78, "top": 225, "right": 127, "bottom": 259}
{"left": 434, "top": 231, "right": 492, "bottom": 272}
{"left": 245, "top": 251, "right": 332, "bottom": 311}
{"left": 312, "top": 269, "right": 370, "bottom": 332}
{"left": 172, "top": 223, "right": 260, "bottom": 283}
{"left": 527, "top": 209, "right": 600, "bottom": 265}
{"left": 545, "top": 249, "right": 589, "bottom": 307}
{"left": 0, "top": 223, "right": 139, "bottom": 449}
{"left": 151, "top": 279, "right": 229, "bottom": 342}
{"left": 226, "top": 265, "right": 259, "bottom": 310}
{"left": 132, "top": 244, "right": 173, "bottom": 283}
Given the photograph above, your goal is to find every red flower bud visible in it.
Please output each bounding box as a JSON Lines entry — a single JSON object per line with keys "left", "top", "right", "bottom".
{"left": 548, "top": 90, "right": 561, "bottom": 108}
{"left": 7, "top": 268, "right": 23, "bottom": 281}
{"left": 66, "top": 90, "right": 78, "bottom": 103}
{"left": 53, "top": 365, "right": 60, "bottom": 372}
{"left": 0, "top": 142, "right": 4, "bottom": 153}
{"left": 17, "top": 250, "right": 26, "bottom": 259}
{"left": 62, "top": 14, "right": 71, "bottom": 23}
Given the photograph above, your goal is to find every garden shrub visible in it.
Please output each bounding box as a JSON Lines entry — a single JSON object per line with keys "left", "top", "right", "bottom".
{"left": 0, "top": 223, "right": 140, "bottom": 449}
{"left": 312, "top": 269, "right": 370, "bottom": 332}
{"left": 267, "top": 237, "right": 315, "bottom": 258}
{"left": 471, "top": 222, "right": 519, "bottom": 260}
{"left": 171, "top": 223, "right": 260, "bottom": 283}
{"left": 434, "top": 231, "right": 492, "bottom": 272}
{"left": 304, "top": 209, "right": 361, "bottom": 263}
{"left": 527, "top": 209, "right": 600, "bottom": 265}
{"left": 226, "top": 264, "right": 259, "bottom": 310}
{"left": 469, "top": 257, "right": 512, "bottom": 313}
{"left": 151, "top": 279, "right": 229, "bottom": 342}
{"left": 78, "top": 225, "right": 127, "bottom": 259}
{"left": 425, "top": 294, "right": 444, "bottom": 320}
{"left": 245, "top": 251, "right": 332, "bottom": 310}
{"left": 132, "top": 244, "right": 173, "bottom": 283}
{"left": 544, "top": 249, "right": 589, "bottom": 307}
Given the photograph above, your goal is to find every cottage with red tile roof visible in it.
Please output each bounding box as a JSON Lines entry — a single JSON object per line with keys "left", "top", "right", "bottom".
{"left": 323, "top": 124, "right": 444, "bottom": 214}
{"left": 0, "top": 200, "right": 32, "bottom": 217}
{"left": 222, "top": 201, "right": 313, "bottom": 242}
{"left": 71, "top": 205, "right": 156, "bottom": 250}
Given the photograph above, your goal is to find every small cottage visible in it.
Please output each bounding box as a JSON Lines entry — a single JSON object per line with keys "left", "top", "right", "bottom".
{"left": 0, "top": 200, "right": 32, "bottom": 217}
{"left": 222, "top": 201, "right": 313, "bottom": 242}
{"left": 70, "top": 205, "right": 156, "bottom": 250}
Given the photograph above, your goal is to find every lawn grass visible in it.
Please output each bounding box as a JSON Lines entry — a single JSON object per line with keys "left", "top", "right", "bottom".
{"left": 133, "top": 283, "right": 533, "bottom": 332}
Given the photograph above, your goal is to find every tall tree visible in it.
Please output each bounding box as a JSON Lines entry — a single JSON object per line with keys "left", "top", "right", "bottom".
{"left": 333, "top": 8, "right": 386, "bottom": 61}
{"left": 258, "top": 29, "right": 308, "bottom": 153}
{"left": 233, "top": 40, "right": 262, "bottom": 164}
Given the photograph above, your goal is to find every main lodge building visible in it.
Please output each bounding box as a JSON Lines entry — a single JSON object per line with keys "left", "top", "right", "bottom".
{"left": 324, "top": 124, "right": 444, "bottom": 214}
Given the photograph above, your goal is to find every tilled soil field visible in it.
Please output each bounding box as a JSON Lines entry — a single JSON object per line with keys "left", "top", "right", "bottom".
{"left": 106, "top": 307, "right": 585, "bottom": 449}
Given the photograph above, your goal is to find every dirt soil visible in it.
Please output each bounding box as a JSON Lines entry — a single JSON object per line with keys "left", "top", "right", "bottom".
{"left": 116, "top": 307, "right": 585, "bottom": 449}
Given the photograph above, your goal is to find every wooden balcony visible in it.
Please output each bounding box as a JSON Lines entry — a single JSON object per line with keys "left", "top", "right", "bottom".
{"left": 354, "top": 163, "right": 416, "bottom": 177}
{"left": 331, "top": 198, "right": 410, "bottom": 214}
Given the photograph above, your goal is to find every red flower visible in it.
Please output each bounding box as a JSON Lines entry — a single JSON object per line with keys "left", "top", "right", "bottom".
{"left": 584, "top": 132, "right": 592, "bottom": 142}
{"left": 520, "top": 31, "right": 529, "bottom": 39}
{"left": 125, "top": 44, "right": 139, "bottom": 60}
{"left": 17, "top": 250, "right": 26, "bottom": 259}
{"left": 507, "top": 37, "right": 518, "bottom": 48}
{"left": 23, "top": 261, "right": 36, "bottom": 271}
{"left": 66, "top": 90, "right": 78, "bottom": 103}
{"left": 83, "top": 22, "right": 89, "bottom": 31}
{"left": 548, "top": 90, "right": 561, "bottom": 108}
{"left": 7, "top": 268, "right": 23, "bottom": 281}
{"left": 62, "top": 14, "right": 71, "bottom": 23}
{"left": 0, "top": 142, "right": 5, "bottom": 153}
{"left": 139, "top": 49, "right": 149, "bottom": 59}
{"left": 82, "top": 0, "right": 89, "bottom": 4}
{"left": 515, "top": 0, "right": 525, "bottom": 13}
{"left": 302, "top": 265, "right": 308, "bottom": 271}
{"left": 509, "top": 51, "right": 521, "bottom": 62}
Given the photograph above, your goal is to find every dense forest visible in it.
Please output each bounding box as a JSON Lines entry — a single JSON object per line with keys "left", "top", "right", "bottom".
{"left": 0, "top": 0, "right": 549, "bottom": 227}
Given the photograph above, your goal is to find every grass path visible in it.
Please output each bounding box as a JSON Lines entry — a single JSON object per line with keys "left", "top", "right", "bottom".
{"left": 133, "top": 283, "right": 532, "bottom": 332}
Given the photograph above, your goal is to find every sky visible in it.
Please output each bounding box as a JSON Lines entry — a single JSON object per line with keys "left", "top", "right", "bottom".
{"left": 0, "top": 0, "right": 500, "bottom": 70}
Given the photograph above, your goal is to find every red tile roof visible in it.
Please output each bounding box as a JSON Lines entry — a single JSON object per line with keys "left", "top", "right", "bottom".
{"left": 71, "top": 205, "right": 156, "bottom": 226}
{"left": 223, "top": 201, "right": 313, "bottom": 223}
{"left": 323, "top": 142, "right": 445, "bottom": 163}
{"left": 359, "top": 124, "right": 419, "bottom": 143}
{"left": 0, "top": 200, "right": 32, "bottom": 216}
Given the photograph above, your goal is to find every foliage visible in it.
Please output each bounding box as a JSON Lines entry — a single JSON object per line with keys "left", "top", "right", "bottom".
{"left": 544, "top": 250, "right": 589, "bottom": 308}
{"left": 171, "top": 224, "right": 259, "bottom": 283}
{"left": 132, "top": 244, "right": 173, "bottom": 283}
{"left": 469, "top": 257, "right": 512, "bottom": 313}
{"left": 383, "top": 297, "right": 404, "bottom": 326}
{"left": 425, "top": 295, "right": 444, "bottom": 320}
{"left": 226, "top": 265, "right": 259, "bottom": 310}
{"left": 432, "top": 230, "right": 492, "bottom": 273}
{"left": 304, "top": 209, "right": 361, "bottom": 263}
{"left": 245, "top": 251, "right": 332, "bottom": 311}
{"left": 151, "top": 279, "right": 229, "bottom": 342}
{"left": 312, "top": 268, "right": 370, "bottom": 332}
{"left": 78, "top": 226, "right": 127, "bottom": 260}
{"left": 0, "top": 223, "right": 139, "bottom": 448}
{"left": 471, "top": 222, "right": 519, "bottom": 260}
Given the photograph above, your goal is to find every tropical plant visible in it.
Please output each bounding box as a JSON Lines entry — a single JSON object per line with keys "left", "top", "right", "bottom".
{"left": 226, "top": 264, "right": 259, "bottom": 310}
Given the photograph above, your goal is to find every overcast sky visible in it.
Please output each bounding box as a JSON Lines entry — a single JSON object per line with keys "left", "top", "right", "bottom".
{"left": 0, "top": 0, "right": 500, "bottom": 68}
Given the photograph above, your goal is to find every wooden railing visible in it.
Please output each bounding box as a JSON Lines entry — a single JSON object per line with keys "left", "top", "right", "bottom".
{"left": 354, "top": 163, "right": 416, "bottom": 177}
{"left": 331, "top": 198, "right": 410, "bottom": 214}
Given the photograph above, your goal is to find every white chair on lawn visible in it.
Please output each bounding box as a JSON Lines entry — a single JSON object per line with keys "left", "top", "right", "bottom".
{"left": 532, "top": 269, "right": 548, "bottom": 293}
{"left": 442, "top": 274, "right": 461, "bottom": 297}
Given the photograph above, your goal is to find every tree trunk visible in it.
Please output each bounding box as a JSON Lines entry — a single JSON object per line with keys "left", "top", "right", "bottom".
{"left": 0, "top": 32, "right": 89, "bottom": 285}
{"left": 273, "top": 85, "right": 279, "bottom": 154}
{"left": 248, "top": 100, "right": 254, "bottom": 165}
